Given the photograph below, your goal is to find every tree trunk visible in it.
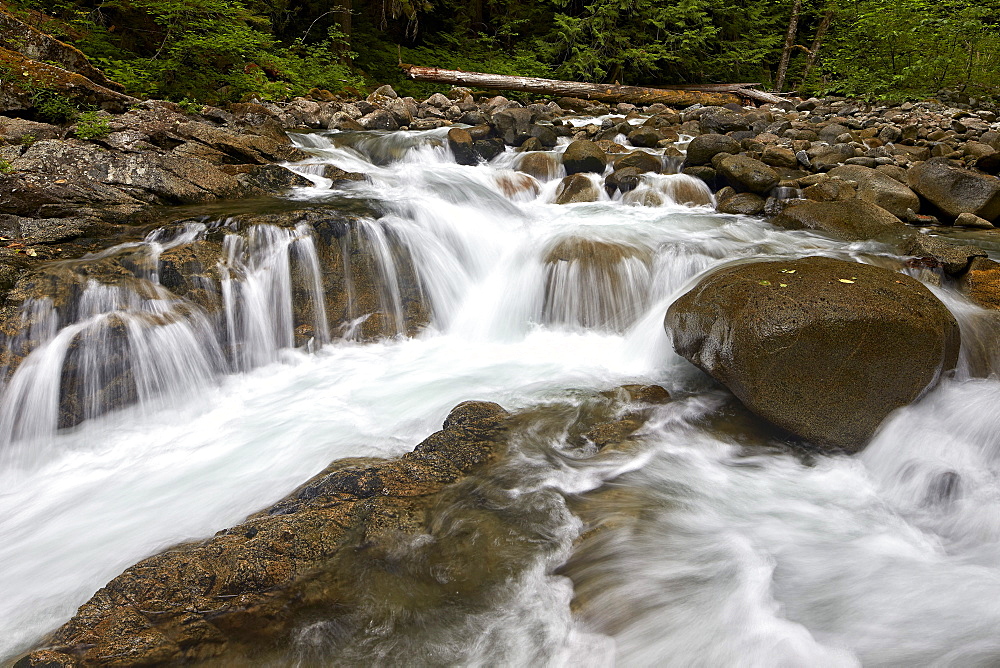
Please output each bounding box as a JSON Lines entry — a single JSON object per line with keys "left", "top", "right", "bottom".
{"left": 400, "top": 65, "right": 781, "bottom": 106}
{"left": 774, "top": 0, "right": 802, "bottom": 93}
{"left": 799, "top": 10, "right": 834, "bottom": 89}
{"left": 334, "top": 0, "right": 352, "bottom": 64}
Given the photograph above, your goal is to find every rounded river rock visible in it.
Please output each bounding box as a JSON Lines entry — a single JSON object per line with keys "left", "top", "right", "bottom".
{"left": 665, "top": 256, "right": 960, "bottom": 451}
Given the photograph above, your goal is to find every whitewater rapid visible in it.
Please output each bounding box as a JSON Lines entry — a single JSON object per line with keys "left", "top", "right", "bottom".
{"left": 2, "top": 123, "right": 1000, "bottom": 666}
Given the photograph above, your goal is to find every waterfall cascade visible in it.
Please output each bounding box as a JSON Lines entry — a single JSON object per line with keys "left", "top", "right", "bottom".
{"left": 3, "top": 121, "right": 1000, "bottom": 666}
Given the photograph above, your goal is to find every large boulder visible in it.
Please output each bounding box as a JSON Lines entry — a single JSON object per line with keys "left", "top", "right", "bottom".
{"left": 715, "top": 154, "right": 779, "bottom": 194}
{"left": 684, "top": 134, "right": 741, "bottom": 166}
{"left": 15, "top": 402, "right": 511, "bottom": 667}
{"left": 907, "top": 158, "right": 1000, "bottom": 221}
{"left": 827, "top": 164, "right": 920, "bottom": 218}
{"left": 492, "top": 107, "right": 534, "bottom": 145}
{"left": 666, "top": 256, "right": 960, "bottom": 451}
{"left": 614, "top": 150, "right": 661, "bottom": 174}
{"left": 699, "top": 107, "right": 751, "bottom": 134}
{"left": 772, "top": 199, "right": 905, "bottom": 241}
{"left": 562, "top": 139, "right": 608, "bottom": 175}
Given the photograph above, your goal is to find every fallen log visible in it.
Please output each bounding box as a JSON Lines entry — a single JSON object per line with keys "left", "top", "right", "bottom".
{"left": 401, "top": 64, "right": 745, "bottom": 107}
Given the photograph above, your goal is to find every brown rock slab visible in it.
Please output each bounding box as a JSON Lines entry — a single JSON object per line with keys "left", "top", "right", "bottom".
{"left": 772, "top": 199, "right": 905, "bottom": 241}
{"left": 907, "top": 158, "right": 1000, "bottom": 221}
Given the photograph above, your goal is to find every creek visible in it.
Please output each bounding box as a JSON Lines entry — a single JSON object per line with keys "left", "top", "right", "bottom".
{"left": 2, "top": 122, "right": 1000, "bottom": 666}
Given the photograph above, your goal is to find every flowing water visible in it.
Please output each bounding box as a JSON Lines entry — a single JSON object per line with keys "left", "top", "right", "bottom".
{"left": 2, "top": 122, "right": 1000, "bottom": 666}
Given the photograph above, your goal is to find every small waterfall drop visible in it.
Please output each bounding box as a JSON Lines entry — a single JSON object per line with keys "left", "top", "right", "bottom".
{"left": 5, "top": 118, "right": 1000, "bottom": 666}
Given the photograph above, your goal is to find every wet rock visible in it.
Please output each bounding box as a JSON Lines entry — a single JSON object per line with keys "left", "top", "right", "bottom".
{"left": 492, "top": 108, "right": 534, "bottom": 145}
{"left": 0, "top": 214, "right": 102, "bottom": 244}
{"left": 901, "top": 234, "right": 988, "bottom": 275}
{"left": 322, "top": 165, "right": 366, "bottom": 184}
{"left": 562, "top": 140, "right": 608, "bottom": 175}
{"left": 447, "top": 127, "right": 478, "bottom": 166}
{"left": 518, "top": 137, "right": 543, "bottom": 152}
{"left": 717, "top": 192, "right": 765, "bottom": 215}
{"left": 627, "top": 127, "right": 667, "bottom": 148}
{"left": 715, "top": 154, "right": 779, "bottom": 194}
{"left": 666, "top": 256, "right": 960, "bottom": 452}
{"left": 907, "top": 158, "right": 1000, "bottom": 221}
{"left": 699, "top": 108, "right": 751, "bottom": 134}
{"left": 495, "top": 172, "right": 540, "bottom": 199}
{"left": 473, "top": 138, "right": 504, "bottom": 162}
{"left": 827, "top": 164, "right": 920, "bottom": 218}
{"left": 518, "top": 152, "right": 559, "bottom": 181}
{"left": 613, "top": 151, "right": 661, "bottom": 174}
{"left": 555, "top": 173, "right": 600, "bottom": 204}
{"left": 954, "top": 212, "right": 994, "bottom": 229}
{"left": 960, "top": 257, "right": 1000, "bottom": 309}
{"left": 622, "top": 189, "right": 664, "bottom": 207}
{"left": 682, "top": 165, "right": 717, "bottom": 188}
{"left": 230, "top": 164, "right": 313, "bottom": 193}
{"left": 684, "top": 134, "right": 741, "bottom": 167}
{"left": 605, "top": 168, "right": 642, "bottom": 196}
{"left": 528, "top": 124, "right": 558, "bottom": 147}
{"left": 17, "top": 401, "right": 510, "bottom": 667}
{"left": 772, "top": 199, "right": 905, "bottom": 241}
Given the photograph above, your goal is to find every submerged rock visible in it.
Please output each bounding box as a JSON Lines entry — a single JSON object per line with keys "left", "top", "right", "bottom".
{"left": 555, "top": 173, "right": 600, "bottom": 204}
{"left": 665, "top": 256, "right": 960, "bottom": 451}
{"left": 16, "top": 401, "right": 511, "bottom": 667}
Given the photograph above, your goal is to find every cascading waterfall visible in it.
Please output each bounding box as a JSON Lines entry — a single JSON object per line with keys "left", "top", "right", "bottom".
{"left": 4, "top": 119, "right": 1000, "bottom": 665}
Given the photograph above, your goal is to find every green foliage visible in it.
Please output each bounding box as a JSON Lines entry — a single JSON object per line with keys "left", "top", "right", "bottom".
{"left": 31, "top": 89, "right": 79, "bottom": 123}
{"left": 74, "top": 111, "right": 112, "bottom": 140}
{"left": 0, "top": 158, "right": 13, "bottom": 174}
{"left": 544, "top": 0, "right": 718, "bottom": 83}
{"left": 10, "top": 0, "right": 1000, "bottom": 103}
{"left": 817, "top": 0, "right": 1000, "bottom": 99}
{"left": 176, "top": 98, "right": 205, "bottom": 114}
{"left": 20, "top": 133, "right": 36, "bottom": 147}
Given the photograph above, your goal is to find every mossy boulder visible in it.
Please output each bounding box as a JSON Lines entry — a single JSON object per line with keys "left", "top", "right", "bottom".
{"left": 666, "top": 256, "right": 960, "bottom": 451}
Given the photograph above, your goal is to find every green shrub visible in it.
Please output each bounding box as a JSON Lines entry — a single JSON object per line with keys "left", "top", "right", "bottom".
{"left": 73, "top": 111, "right": 111, "bottom": 141}
{"left": 31, "top": 89, "right": 78, "bottom": 123}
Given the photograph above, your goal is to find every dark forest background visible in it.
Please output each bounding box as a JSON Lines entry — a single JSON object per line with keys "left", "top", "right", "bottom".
{"left": 7, "top": 0, "right": 1000, "bottom": 103}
